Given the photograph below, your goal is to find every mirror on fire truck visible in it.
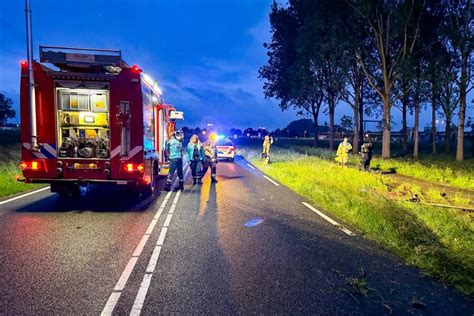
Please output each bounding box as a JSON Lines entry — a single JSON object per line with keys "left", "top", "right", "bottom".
{"left": 170, "top": 111, "right": 184, "bottom": 120}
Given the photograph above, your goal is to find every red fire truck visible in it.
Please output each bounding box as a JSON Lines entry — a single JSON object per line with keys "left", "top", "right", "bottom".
{"left": 19, "top": 46, "right": 183, "bottom": 196}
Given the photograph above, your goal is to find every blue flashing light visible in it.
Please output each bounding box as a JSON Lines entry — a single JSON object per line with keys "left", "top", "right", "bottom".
{"left": 217, "top": 134, "right": 226, "bottom": 140}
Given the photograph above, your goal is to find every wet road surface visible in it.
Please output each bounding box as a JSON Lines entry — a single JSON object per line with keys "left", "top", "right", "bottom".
{"left": 0, "top": 157, "right": 472, "bottom": 315}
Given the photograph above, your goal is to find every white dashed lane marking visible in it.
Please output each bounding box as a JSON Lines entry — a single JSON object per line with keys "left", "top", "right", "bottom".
{"left": 263, "top": 175, "right": 280, "bottom": 186}
{"left": 302, "top": 202, "right": 355, "bottom": 236}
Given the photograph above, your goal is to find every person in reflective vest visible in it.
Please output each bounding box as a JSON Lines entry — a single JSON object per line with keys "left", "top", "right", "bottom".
{"left": 187, "top": 134, "right": 205, "bottom": 185}
{"left": 261, "top": 135, "right": 273, "bottom": 164}
{"left": 201, "top": 133, "right": 218, "bottom": 183}
{"left": 165, "top": 130, "right": 184, "bottom": 191}
{"left": 335, "top": 137, "right": 352, "bottom": 167}
{"left": 360, "top": 134, "right": 374, "bottom": 171}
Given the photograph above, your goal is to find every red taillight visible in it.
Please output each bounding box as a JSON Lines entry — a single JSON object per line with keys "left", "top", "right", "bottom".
{"left": 20, "top": 160, "right": 43, "bottom": 171}
{"left": 124, "top": 163, "right": 144, "bottom": 173}
{"left": 131, "top": 65, "right": 142, "bottom": 73}
{"left": 20, "top": 60, "right": 28, "bottom": 67}
{"left": 31, "top": 161, "right": 39, "bottom": 170}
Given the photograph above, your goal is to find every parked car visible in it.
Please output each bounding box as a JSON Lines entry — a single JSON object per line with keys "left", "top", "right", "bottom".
{"left": 216, "top": 139, "right": 236, "bottom": 162}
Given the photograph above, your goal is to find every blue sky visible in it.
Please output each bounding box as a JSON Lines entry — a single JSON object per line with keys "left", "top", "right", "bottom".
{"left": 0, "top": 0, "right": 470, "bottom": 131}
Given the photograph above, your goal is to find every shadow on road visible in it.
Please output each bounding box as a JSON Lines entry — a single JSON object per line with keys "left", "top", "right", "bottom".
{"left": 14, "top": 183, "right": 166, "bottom": 213}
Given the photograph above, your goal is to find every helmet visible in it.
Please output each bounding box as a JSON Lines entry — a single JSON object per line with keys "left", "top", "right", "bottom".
{"left": 174, "top": 130, "right": 184, "bottom": 140}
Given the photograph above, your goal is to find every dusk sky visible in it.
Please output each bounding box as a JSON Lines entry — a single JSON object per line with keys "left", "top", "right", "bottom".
{"left": 0, "top": 0, "right": 470, "bottom": 131}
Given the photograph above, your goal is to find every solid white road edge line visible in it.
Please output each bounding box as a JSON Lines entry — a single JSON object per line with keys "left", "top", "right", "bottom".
{"left": 263, "top": 175, "right": 280, "bottom": 186}
{"left": 246, "top": 163, "right": 256, "bottom": 170}
{"left": 129, "top": 190, "right": 182, "bottom": 315}
{"left": 0, "top": 186, "right": 50, "bottom": 205}
{"left": 101, "top": 292, "right": 121, "bottom": 316}
{"left": 114, "top": 257, "right": 139, "bottom": 291}
{"left": 302, "top": 202, "right": 355, "bottom": 236}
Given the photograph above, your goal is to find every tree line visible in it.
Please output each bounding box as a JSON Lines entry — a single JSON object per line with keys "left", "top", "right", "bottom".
{"left": 259, "top": 0, "right": 472, "bottom": 161}
{"left": 0, "top": 93, "right": 16, "bottom": 127}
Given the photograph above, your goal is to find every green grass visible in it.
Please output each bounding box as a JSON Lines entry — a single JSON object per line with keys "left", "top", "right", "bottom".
{"left": 246, "top": 148, "right": 474, "bottom": 296}
{"left": 263, "top": 140, "right": 474, "bottom": 190}
{"left": 370, "top": 156, "right": 474, "bottom": 190}
{"left": 0, "top": 160, "right": 44, "bottom": 198}
{"left": 0, "top": 130, "right": 45, "bottom": 199}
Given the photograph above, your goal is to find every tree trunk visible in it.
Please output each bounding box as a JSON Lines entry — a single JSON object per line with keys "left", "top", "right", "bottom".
{"left": 413, "top": 106, "right": 419, "bottom": 158}
{"left": 329, "top": 104, "right": 335, "bottom": 151}
{"left": 445, "top": 116, "right": 451, "bottom": 153}
{"left": 456, "top": 50, "right": 468, "bottom": 161}
{"left": 353, "top": 104, "right": 360, "bottom": 152}
{"left": 311, "top": 102, "right": 320, "bottom": 147}
{"left": 359, "top": 95, "right": 364, "bottom": 146}
{"left": 402, "top": 97, "right": 408, "bottom": 153}
{"left": 413, "top": 67, "right": 421, "bottom": 158}
{"left": 431, "top": 84, "right": 437, "bottom": 154}
{"left": 382, "top": 96, "right": 391, "bottom": 158}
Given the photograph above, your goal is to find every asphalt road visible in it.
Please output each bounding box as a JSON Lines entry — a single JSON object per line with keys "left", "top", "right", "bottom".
{"left": 0, "top": 156, "right": 472, "bottom": 315}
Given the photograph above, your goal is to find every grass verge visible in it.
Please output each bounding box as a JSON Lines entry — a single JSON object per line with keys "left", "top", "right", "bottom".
{"left": 0, "top": 161, "right": 44, "bottom": 199}
{"left": 0, "top": 141, "right": 45, "bottom": 199}
{"left": 244, "top": 147, "right": 474, "bottom": 296}
{"left": 272, "top": 143, "right": 474, "bottom": 190}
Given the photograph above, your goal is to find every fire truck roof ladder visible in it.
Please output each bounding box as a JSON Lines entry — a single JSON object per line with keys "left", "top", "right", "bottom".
{"left": 39, "top": 46, "right": 127, "bottom": 73}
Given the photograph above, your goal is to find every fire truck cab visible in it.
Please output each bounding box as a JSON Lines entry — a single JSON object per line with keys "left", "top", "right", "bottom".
{"left": 19, "top": 46, "right": 183, "bottom": 196}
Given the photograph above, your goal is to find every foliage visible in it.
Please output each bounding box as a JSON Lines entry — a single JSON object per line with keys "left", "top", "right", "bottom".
{"left": 0, "top": 93, "right": 16, "bottom": 126}
{"left": 260, "top": 0, "right": 472, "bottom": 161}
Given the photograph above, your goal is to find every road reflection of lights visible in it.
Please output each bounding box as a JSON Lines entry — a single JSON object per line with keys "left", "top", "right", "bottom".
{"left": 244, "top": 218, "right": 264, "bottom": 227}
{"left": 80, "top": 186, "right": 88, "bottom": 196}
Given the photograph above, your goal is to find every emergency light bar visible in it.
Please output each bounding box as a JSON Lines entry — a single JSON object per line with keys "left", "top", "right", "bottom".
{"left": 39, "top": 45, "right": 127, "bottom": 72}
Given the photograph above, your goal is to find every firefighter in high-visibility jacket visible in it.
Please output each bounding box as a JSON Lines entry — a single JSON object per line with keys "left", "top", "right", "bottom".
{"left": 335, "top": 137, "right": 352, "bottom": 167}
{"left": 165, "top": 130, "right": 184, "bottom": 191}
{"left": 201, "top": 133, "right": 218, "bottom": 183}
{"left": 261, "top": 135, "right": 273, "bottom": 164}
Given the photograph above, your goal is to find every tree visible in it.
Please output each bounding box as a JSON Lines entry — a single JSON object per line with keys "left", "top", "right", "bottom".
{"left": 285, "top": 119, "right": 314, "bottom": 137}
{"left": 244, "top": 128, "right": 255, "bottom": 136}
{"left": 0, "top": 93, "right": 15, "bottom": 126}
{"left": 393, "top": 65, "right": 413, "bottom": 154}
{"left": 181, "top": 126, "right": 190, "bottom": 134}
{"left": 421, "top": 0, "right": 446, "bottom": 155}
{"left": 295, "top": 0, "right": 346, "bottom": 150}
{"left": 229, "top": 128, "right": 242, "bottom": 136}
{"left": 437, "top": 61, "right": 459, "bottom": 153}
{"left": 340, "top": 115, "right": 354, "bottom": 132}
{"left": 443, "top": 0, "right": 472, "bottom": 161}
{"left": 260, "top": 0, "right": 325, "bottom": 147}
{"left": 351, "top": 0, "right": 426, "bottom": 158}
